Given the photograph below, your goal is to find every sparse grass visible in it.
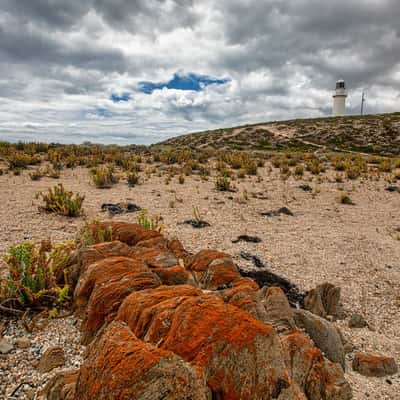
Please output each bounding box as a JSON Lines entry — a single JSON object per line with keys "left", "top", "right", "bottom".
{"left": 136, "top": 209, "right": 164, "bottom": 233}
{"left": 80, "top": 220, "right": 113, "bottom": 246}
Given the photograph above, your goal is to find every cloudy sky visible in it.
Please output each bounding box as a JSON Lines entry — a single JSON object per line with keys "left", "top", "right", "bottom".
{"left": 0, "top": 0, "right": 399, "bottom": 144}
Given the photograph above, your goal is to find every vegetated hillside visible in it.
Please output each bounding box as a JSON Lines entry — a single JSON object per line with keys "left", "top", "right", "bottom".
{"left": 155, "top": 113, "right": 400, "bottom": 156}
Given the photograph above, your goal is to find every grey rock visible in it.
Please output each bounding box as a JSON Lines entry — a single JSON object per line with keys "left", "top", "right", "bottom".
{"left": 304, "top": 282, "right": 343, "bottom": 319}
{"left": 293, "top": 309, "right": 346, "bottom": 369}
{"left": 348, "top": 313, "right": 367, "bottom": 328}
{"left": 0, "top": 338, "right": 14, "bottom": 354}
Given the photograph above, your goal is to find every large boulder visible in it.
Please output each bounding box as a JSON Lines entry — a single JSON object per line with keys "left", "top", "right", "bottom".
{"left": 186, "top": 250, "right": 241, "bottom": 290}
{"left": 119, "top": 290, "right": 293, "bottom": 399}
{"left": 73, "top": 256, "right": 161, "bottom": 343}
{"left": 74, "top": 321, "right": 209, "bottom": 400}
{"left": 293, "top": 309, "right": 345, "bottom": 369}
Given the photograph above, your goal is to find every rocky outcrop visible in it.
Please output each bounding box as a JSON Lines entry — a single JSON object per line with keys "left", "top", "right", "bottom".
{"left": 75, "top": 321, "right": 209, "bottom": 400}
{"left": 280, "top": 330, "right": 352, "bottom": 399}
{"left": 46, "top": 221, "right": 352, "bottom": 400}
{"left": 119, "top": 292, "right": 294, "bottom": 399}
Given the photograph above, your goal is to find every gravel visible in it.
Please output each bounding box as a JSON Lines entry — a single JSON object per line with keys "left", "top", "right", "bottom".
{"left": 0, "top": 164, "right": 399, "bottom": 399}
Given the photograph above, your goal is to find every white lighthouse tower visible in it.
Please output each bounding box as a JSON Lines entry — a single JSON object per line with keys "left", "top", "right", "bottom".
{"left": 333, "top": 79, "right": 347, "bottom": 116}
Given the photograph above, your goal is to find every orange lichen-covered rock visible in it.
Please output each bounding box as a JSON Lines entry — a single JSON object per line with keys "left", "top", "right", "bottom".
{"left": 117, "top": 285, "right": 203, "bottom": 341}
{"left": 280, "top": 330, "right": 352, "bottom": 400}
{"left": 74, "top": 321, "right": 209, "bottom": 400}
{"left": 77, "top": 241, "right": 134, "bottom": 275}
{"left": 91, "top": 221, "right": 162, "bottom": 246}
{"left": 152, "top": 265, "right": 192, "bottom": 285}
{"left": 218, "top": 278, "right": 266, "bottom": 319}
{"left": 73, "top": 256, "right": 147, "bottom": 311}
{"left": 162, "top": 296, "right": 292, "bottom": 399}
{"left": 186, "top": 250, "right": 241, "bottom": 290}
{"left": 128, "top": 246, "right": 179, "bottom": 268}
{"left": 120, "top": 290, "right": 292, "bottom": 399}
{"left": 80, "top": 268, "right": 161, "bottom": 344}
{"left": 352, "top": 352, "right": 398, "bottom": 377}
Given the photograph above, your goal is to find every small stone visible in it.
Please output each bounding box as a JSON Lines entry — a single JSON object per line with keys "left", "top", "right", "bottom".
{"left": 15, "top": 336, "right": 31, "bottom": 349}
{"left": 0, "top": 338, "right": 14, "bottom": 354}
{"left": 352, "top": 353, "right": 398, "bottom": 377}
{"left": 343, "top": 341, "right": 355, "bottom": 354}
{"left": 348, "top": 313, "right": 367, "bottom": 328}
{"left": 38, "top": 346, "right": 66, "bottom": 373}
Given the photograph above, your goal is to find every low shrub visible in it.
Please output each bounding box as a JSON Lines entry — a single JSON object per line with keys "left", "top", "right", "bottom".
{"left": 127, "top": 172, "right": 139, "bottom": 187}
{"left": 90, "top": 165, "right": 118, "bottom": 188}
{"left": 38, "top": 184, "right": 84, "bottom": 217}
{"left": 29, "top": 169, "right": 44, "bottom": 181}
{"left": 339, "top": 193, "right": 354, "bottom": 205}
{"left": 215, "top": 175, "right": 232, "bottom": 191}
{"left": 0, "top": 241, "right": 75, "bottom": 312}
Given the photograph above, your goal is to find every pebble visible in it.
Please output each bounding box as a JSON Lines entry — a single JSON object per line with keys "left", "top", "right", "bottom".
{"left": 15, "top": 336, "right": 31, "bottom": 349}
{"left": 0, "top": 337, "right": 14, "bottom": 354}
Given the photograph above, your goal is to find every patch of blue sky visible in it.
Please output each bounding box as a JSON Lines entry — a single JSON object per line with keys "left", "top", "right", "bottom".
{"left": 139, "top": 73, "right": 229, "bottom": 94}
{"left": 110, "top": 92, "right": 130, "bottom": 102}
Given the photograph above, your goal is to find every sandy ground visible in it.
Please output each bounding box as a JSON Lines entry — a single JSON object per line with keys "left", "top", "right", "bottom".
{"left": 0, "top": 163, "right": 399, "bottom": 399}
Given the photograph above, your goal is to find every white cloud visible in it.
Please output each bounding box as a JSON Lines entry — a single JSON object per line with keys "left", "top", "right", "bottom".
{"left": 0, "top": 0, "right": 399, "bottom": 144}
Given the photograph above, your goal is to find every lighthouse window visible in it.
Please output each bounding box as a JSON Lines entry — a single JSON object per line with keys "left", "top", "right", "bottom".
{"left": 337, "top": 82, "right": 345, "bottom": 89}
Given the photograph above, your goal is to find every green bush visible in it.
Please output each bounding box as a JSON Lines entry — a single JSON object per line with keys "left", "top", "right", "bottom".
{"left": 0, "top": 241, "right": 74, "bottom": 311}
{"left": 127, "top": 171, "right": 139, "bottom": 187}
{"left": 90, "top": 165, "right": 118, "bottom": 188}
{"left": 215, "top": 175, "right": 232, "bottom": 191}
{"left": 39, "top": 184, "right": 84, "bottom": 217}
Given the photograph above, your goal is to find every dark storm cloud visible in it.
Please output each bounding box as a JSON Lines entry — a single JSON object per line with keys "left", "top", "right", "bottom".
{"left": 1, "top": 0, "right": 92, "bottom": 29}
{"left": 0, "top": 0, "right": 398, "bottom": 144}
{"left": 93, "top": 0, "right": 200, "bottom": 34}
{"left": 0, "top": 23, "right": 127, "bottom": 73}
{"left": 217, "top": 0, "right": 400, "bottom": 89}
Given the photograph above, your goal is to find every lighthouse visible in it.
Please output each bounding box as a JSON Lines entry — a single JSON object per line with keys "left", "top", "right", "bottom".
{"left": 333, "top": 79, "right": 347, "bottom": 116}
